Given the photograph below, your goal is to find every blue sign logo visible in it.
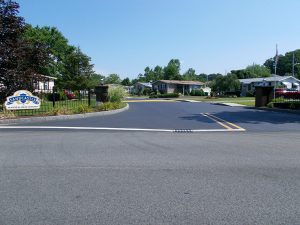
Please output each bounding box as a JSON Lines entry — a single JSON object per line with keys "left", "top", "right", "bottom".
{"left": 5, "top": 90, "right": 41, "bottom": 110}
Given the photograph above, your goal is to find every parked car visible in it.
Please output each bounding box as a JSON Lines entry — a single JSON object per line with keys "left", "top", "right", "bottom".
{"left": 275, "top": 88, "right": 300, "bottom": 99}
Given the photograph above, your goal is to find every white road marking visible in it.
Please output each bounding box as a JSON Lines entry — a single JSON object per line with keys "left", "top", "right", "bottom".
{"left": 0, "top": 126, "right": 245, "bottom": 132}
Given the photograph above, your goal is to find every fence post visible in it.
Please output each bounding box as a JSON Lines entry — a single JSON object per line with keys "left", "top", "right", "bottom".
{"left": 88, "top": 89, "right": 91, "bottom": 106}
{"left": 52, "top": 86, "right": 56, "bottom": 108}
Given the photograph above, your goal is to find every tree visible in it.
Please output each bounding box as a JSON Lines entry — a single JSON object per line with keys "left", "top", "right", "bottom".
{"left": 210, "top": 74, "right": 240, "bottom": 95}
{"left": 244, "top": 64, "right": 271, "bottom": 78}
{"left": 163, "top": 59, "right": 182, "bottom": 80}
{"left": 58, "top": 47, "right": 94, "bottom": 90}
{"left": 197, "top": 73, "right": 209, "bottom": 83}
{"left": 264, "top": 49, "right": 300, "bottom": 79}
{"left": 153, "top": 66, "right": 164, "bottom": 81}
{"left": 23, "top": 25, "right": 75, "bottom": 77}
{"left": 231, "top": 64, "right": 271, "bottom": 79}
{"left": 183, "top": 68, "right": 197, "bottom": 80}
{"left": 121, "top": 77, "right": 131, "bottom": 86}
{"left": 105, "top": 74, "right": 121, "bottom": 84}
{"left": 89, "top": 73, "right": 105, "bottom": 87}
{"left": 0, "top": 0, "right": 49, "bottom": 102}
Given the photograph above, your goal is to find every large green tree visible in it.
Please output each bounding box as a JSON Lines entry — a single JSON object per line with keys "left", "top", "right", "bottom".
{"left": 105, "top": 74, "right": 121, "bottom": 84}
{"left": 264, "top": 49, "right": 300, "bottom": 79}
{"left": 231, "top": 64, "right": 271, "bottom": 79}
{"left": 58, "top": 47, "right": 94, "bottom": 90}
{"left": 121, "top": 77, "right": 131, "bottom": 86}
{"left": 23, "top": 25, "right": 75, "bottom": 77}
{"left": 210, "top": 74, "right": 240, "bottom": 95}
{"left": 0, "top": 0, "right": 49, "bottom": 102}
{"left": 163, "top": 59, "right": 182, "bottom": 80}
{"left": 183, "top": 68, "right": 197, "bottom": 81}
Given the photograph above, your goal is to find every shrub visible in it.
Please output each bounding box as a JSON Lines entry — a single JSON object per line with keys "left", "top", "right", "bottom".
{"left": 149, "top": 93, "right": 179, "bottom": 98}
{"left": 108, "top": 86, "right": 127, "bottom": 102}
{"left": 142, "top": 88, "right": 152, "bottom": 96}
{"left": 97, "top": 102, "right": 127, "bottom": 111}
{"left": 0, "top": 109, "right": 16, "bottom": 118}
{"left": 190, "top": 89, "right": 205, "bottom": 96}
{"left": 272, "top": 97, "right": 285, "bottom": 103}
{"left": 267, "top": 102, "right": 274, "bottom": 108}
{"left": 275, "top": 102, "right": 300, "bottom": 109}
{"left": 47, "top": 106, "right": 72, "bottom": 116}
{"left": 73, "top": 104, "right": 93, "bottom": 114}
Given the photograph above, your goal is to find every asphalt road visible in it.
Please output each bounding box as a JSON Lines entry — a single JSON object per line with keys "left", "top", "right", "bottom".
{"left": 1, "top": 102, "right": 300, "bottom": 224}
{"left": 9, "top": 102, "right": 300, "bottom": 132}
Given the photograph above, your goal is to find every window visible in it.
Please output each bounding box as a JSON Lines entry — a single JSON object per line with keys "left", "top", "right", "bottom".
{"left": 44, "top": 81, "right": 49, "bottom": 90}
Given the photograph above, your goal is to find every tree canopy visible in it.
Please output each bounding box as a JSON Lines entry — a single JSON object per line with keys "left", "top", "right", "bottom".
{"left": 264, "top": 49, "right": 300, "bottom": 79}
{"left": 0, "top": 0, "right": 49, "bottom": 102}
{"left": 231, "top": 64, "right": 271, "bottom": 79}
{"left": 210, "top": 74, "right": 240, "bottom": 95}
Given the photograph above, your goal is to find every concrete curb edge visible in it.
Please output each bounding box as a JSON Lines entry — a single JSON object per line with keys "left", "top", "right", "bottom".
{"left": 244, "top": 106, "right": 300, "bottom": 115}
{"left": 0, "top": 104, "right": 129, "bottom": 125}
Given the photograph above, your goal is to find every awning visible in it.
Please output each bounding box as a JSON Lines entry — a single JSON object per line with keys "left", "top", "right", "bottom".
{"left": 293, "top": 83, "right": 299, "bottom": 86}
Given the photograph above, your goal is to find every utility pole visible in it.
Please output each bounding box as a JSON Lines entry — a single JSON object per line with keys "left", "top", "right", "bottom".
{"left": 292, "top": 52, "right": 295, "bottom": 77}
{"left": 273, "top": 44, "right": 279, "bottom": 99}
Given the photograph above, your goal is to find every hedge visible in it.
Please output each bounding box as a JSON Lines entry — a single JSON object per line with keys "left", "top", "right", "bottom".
{"left": 149, "top": 93, "right": 180, "bottom": 98}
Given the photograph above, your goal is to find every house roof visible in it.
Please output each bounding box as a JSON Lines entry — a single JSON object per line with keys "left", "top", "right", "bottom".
{"left": 39, "top": 74, "right": 58, "bottom": 80}
{"left": 239, "top": 75, "right": 300, "bottom": 84}
{"left": 153, "top": 80, "right": 204, "bottom": 85}
{"left": 136, "top": 82, "right": 152, "bottom": 88}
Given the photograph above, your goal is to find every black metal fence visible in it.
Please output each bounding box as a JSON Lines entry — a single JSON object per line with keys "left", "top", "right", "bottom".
{"left": 2, "top": 88, "right": 96, "bottom": 117}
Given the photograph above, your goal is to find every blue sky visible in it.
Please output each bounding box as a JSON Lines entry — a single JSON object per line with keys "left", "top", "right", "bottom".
{"left": 18, "top": 0, "right": 300, "bottom": 79}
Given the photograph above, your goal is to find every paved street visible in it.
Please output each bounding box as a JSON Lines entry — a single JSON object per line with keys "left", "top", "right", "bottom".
{"left": 7, "top": 101, "right": 300, "bottom": 132}
{"left": 1, "top": 102, "right": 300, "bottom": 225}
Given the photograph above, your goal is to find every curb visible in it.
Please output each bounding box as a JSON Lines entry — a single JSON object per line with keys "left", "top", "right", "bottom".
{"left": 210, "top": 102, "right": 300, "bottom": 115}
{"left": 0, "top": 104, "right": 129, "bottom": 125}
{"left": 244, "top": 106, "right": 300, "bottom": 115}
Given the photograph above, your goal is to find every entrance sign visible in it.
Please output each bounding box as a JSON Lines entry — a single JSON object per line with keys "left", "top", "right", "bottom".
{"left": 4, "top": 90, "right": 41, "bottom": 110}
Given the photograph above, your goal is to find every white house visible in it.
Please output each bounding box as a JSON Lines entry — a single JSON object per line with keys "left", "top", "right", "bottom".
{"left": 34, "top": 75, "right": 57, "bottom": 93}
{"left": 0, "top": 74, "right": 57, "bottom": 94}
{"left": 152, "top": 80, "right": 204, "bottom": 95}
{"left": 239, "top": 75, "right": 300, "bottom": 96}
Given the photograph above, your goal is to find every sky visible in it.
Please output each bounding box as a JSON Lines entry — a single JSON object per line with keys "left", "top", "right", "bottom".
{"left": 18, "top": 0, "right": 300, "bottom": 79}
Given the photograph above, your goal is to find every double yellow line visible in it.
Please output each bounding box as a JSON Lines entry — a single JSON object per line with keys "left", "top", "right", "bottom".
{"left": 202, "top": 113, "right": 245, "bottom": 131}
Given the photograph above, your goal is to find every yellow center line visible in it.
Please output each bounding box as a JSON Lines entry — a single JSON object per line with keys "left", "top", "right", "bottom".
{"left": 201, "top": 113, "right": 233, "bottom": 130}
{"left": 206, "top": 113, "right": 244, "bottom": 130}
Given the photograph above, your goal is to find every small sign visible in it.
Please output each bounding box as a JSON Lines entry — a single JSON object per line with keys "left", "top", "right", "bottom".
{"left": 4, "top": 90, "right": 41, "bottom": 110}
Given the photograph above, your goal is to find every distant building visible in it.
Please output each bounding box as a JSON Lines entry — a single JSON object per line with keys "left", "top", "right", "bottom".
{"left": 239, "top": 75, "right": 300, "bottom": 96}
{"left": 152, "top": 80, "right": 204, "bottom": 95}
{"left": 0, "top": 74, "right": 56, "bottom": 94}
{"left": 134, "top": 82, "right": 152, "bottom": 94}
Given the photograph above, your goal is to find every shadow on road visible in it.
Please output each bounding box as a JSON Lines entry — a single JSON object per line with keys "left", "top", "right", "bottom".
{"left": 180, "top": 109, "right": 300, "bottom": 125}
